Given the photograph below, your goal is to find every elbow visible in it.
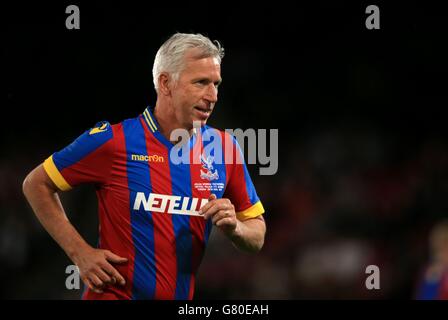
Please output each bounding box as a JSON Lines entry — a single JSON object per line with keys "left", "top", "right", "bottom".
{"left": 231, "top": 235, "right": 265, "bottom": 254}
{"left": 22, "top": 171, "right": 33, "bottom": 198}
{"left": 252, "top": 237, "right": 265, "bottom": 253}
{"left": 22, "top": 165, "right": 49, "bottom": 198}
{"left": 243, "top": 235, "right": 265, "bottom": 254}
{"left": 252, "top": 220, "right": 266, "bottom": 253}
{"left": 238, "top": 217, "right": 266, "bottom": 254}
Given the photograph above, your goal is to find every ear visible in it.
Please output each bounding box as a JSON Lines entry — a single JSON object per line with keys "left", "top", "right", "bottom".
{"left": 158, "top": 72, "right": 171, "bottom": 96}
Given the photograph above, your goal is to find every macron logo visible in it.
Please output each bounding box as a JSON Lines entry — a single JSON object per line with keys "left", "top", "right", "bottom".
{"left": 131, "top": 154, "right": 164, "bottom": 163}
{"left": 133, "top": 192, "right": 208, "bottom": 217}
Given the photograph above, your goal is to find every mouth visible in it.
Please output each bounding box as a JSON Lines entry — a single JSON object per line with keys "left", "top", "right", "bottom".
{"left": 193, "top": 106, "right": 212, "bottom": 119}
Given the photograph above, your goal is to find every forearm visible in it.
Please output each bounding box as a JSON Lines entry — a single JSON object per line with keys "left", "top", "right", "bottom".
{"left": 228, "top": 217, "right": 266, "bottom": 253}
{"left": 23, "top": 167, "right": 90, "bottom": 263}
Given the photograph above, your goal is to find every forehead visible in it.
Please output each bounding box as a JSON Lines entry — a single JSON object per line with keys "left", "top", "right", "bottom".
{"left": 180, "top": 49, "right": 221, "bottom": 79}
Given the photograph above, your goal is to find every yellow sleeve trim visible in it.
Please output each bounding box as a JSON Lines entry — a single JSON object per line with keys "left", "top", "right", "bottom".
{"left": 236, "top": 201, "right": 265, "bottom": 221}
{"left": 43, "top": 155, "right": 72, "bottom": 191}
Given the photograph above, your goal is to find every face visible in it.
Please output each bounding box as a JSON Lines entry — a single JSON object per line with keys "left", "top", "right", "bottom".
{"left": 170, "top": 49, "right": 222, "bottom": 128}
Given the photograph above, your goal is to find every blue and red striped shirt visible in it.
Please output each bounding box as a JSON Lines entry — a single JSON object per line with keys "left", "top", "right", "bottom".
{"left": 43, "top": 106, "right": 264, "bottom": 300}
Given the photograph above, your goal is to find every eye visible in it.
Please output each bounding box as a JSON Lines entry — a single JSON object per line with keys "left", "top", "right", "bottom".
{"left": 195, "top": 79, "right": 208, "bottom": 86}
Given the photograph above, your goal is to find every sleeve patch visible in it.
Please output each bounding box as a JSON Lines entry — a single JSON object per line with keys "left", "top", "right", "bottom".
{"left": 89, "top": 121, "right": 110, "bottom": 135}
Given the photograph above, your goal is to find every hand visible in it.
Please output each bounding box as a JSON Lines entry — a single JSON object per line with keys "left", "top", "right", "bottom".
{"left": 199, "top": 194, "right": 239, "bottom": 236}
{"left": 73, "top": 246, "right": 128, "bottom": 294}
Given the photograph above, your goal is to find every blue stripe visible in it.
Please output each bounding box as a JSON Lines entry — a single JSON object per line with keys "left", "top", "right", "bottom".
{"left": 123, "top": 118, "right": 156, "bottom": 300}
{"left": 169, "top": 154, "right": 193, "bottom": 300}
{"left": 53, "top": 122, "right": 113, "bottom": 170}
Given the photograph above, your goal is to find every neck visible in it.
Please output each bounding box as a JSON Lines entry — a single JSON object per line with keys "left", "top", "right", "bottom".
{"left": 153, "top": 100, "right": 195, "bottom": 143}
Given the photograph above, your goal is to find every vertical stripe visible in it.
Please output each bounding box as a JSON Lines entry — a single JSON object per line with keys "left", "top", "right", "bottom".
{"left": 123, "top": 118, "right": 156, "bottom": 299}
{"left": 101, "top": 124, "right": 135, "bottom": 299}
{"left": 188, "top": 127, "right": 209, "bottom": 299}
{"left": 234, "top": 137, "right": 260, "bottom": 205}
{"left": 169, "top": 149, "right": 193, "bottom": 299}
{"left": 223, "top": 133, "right": 259, "bottom": 212}
{"left": 142, "top": 119, "right": 177, "bottom": 300}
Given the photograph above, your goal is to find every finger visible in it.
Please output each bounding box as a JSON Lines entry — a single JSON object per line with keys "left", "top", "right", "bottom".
{"left": 211, "top": 210, "right": 234, "bottom": 225}
{"left": 91, "top": 285, "right": 103, "bottom": 294}
{"left": 102, "top": 262, "right": 126, "bottom": 286}
{"left": 89, "top": 274, "right": 104, "bottom": 288}
{"left": 198, "top": 194, "right": 218, "bottom": 215}
{"left": 85, "top": 278, "right": 103, "bottom": 294}
{"left": 216, "top": 217, "right": 237, "bottom": 228}
{"left": 105, "top": 251, "right": 128, "bottom": 264}
{"left": 198, "top": 201, "right": 213, "bottom": 215}
{"left": 209, "top": 193, "right": 217, "bottom": 201}
{"left": 89, "top": 274, "right": 105, "bottom": 289}
{"left": 96, "top": 268, "right": 113, "bottom": 285}
{"left": 203, "top": 203, "right": 231, "bottom": 220}
{"left": 82, "top": 277, "right": 92, "bottom": 289}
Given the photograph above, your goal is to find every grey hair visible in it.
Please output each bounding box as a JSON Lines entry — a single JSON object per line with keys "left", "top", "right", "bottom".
{"left": 152, "top": 33, "right": 225, "bottom": 92}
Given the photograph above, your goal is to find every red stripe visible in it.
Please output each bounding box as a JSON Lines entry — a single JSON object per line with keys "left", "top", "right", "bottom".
{"left": 141, "top": 119, "right": 177, "bottom": 300}
{"left": 61, "top": 138, "right": 114, "bottom": 186}
{"left": 188, "top": 131, "right": 209, "bottom": 299}
{"left": 83, "top": 124, "right": 135, "bottom": 300}
{"left": 223, "top": 132, "right": 252, "bottom": 211}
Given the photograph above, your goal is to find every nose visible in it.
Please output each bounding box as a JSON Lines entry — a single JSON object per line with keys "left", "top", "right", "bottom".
{"left": 204, "top": 83, "right": 218, "bottom": 104}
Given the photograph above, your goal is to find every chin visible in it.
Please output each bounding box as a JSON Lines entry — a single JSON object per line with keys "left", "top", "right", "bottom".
{"left": 191, "top": 118, "right": 208, "bottom": 127}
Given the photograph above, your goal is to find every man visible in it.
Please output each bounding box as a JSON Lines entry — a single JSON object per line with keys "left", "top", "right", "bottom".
{"left": 23, "top": 33, "right": 266, "bottom": 300}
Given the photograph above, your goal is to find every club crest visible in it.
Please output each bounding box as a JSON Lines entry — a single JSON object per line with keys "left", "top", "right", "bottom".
{"left": 200, "top": 155, "right": 219, "bottom": 181}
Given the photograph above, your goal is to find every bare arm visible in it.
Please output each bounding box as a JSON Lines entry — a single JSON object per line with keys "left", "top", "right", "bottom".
{"left": 200, "top": 194, "right": 266, "bottom": 253}
{"left": 228, "top": 215, "right": 266, "bottom": 253}
{"left": 22, "top": 164, "right": 127, "bottom": 292}
{"left": 23, "top": 164, "right": 89, "bottom": 262}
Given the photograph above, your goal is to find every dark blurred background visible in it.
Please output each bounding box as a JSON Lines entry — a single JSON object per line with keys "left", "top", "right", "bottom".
{"left": 3, "top": 1, "right": 447, "bottom": 299}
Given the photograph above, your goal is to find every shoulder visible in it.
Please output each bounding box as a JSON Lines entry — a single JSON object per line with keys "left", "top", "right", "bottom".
{"left": 76, "top": 120, "right": 115, "bottom": 145}
{"left": 64, "top": 120, "right": 118, "bottom": 154}
{"left": 100, "top": 115, "right": 143, "bottom": 136}
{"left": 51, "top": 120, "right": 116, "bottom": 168}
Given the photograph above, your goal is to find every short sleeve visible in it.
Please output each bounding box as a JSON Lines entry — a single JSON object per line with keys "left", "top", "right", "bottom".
{"left": 223, "top": 133, "right": 265, "bottom": 221}
{"left": 43, "top": 121, "right": 115, "bottom": 191}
